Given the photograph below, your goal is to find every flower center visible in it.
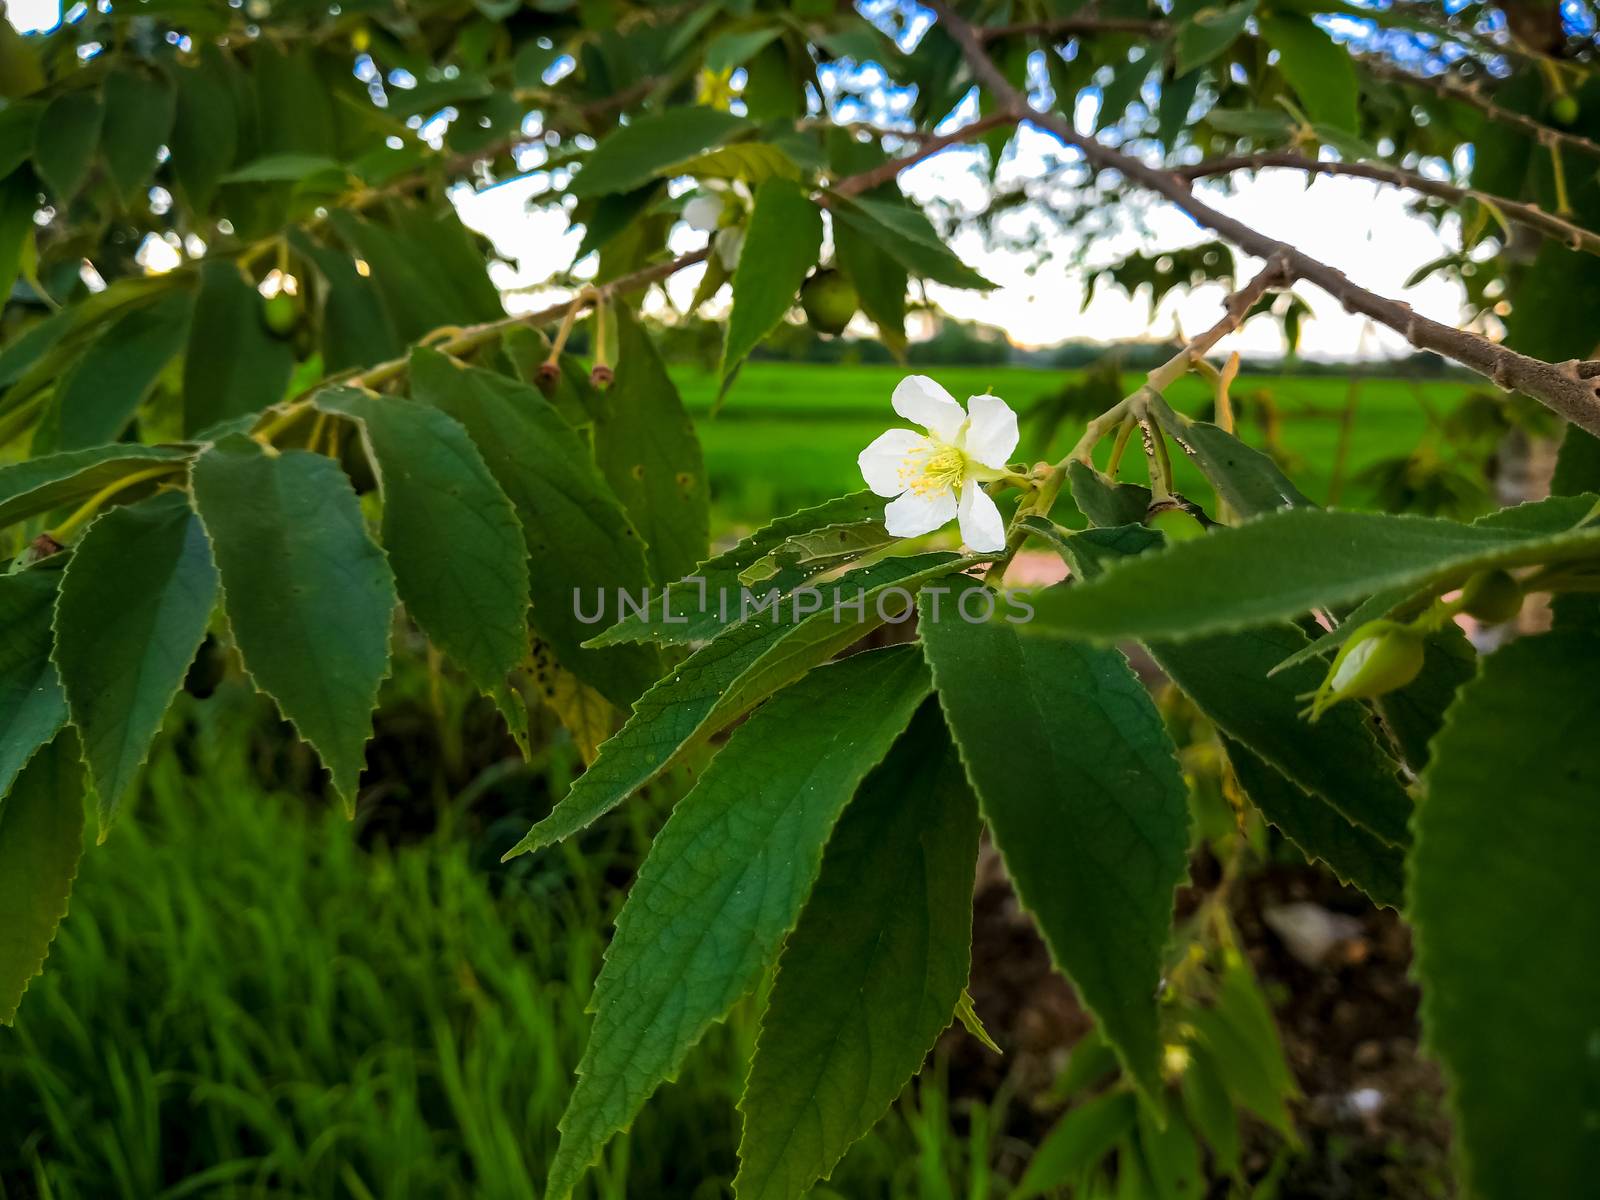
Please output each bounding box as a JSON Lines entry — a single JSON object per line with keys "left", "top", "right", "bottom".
{"left": 906, "top": 441, "right": 967, "bottom": 496}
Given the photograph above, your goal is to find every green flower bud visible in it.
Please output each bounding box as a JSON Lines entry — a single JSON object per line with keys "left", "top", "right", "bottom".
{"left": 1551, "top": 95, "right": 1581, "bottom": 126}
{"left": 800, "top": 269, "right": 858, "bottom": 336}
{"left": 1311, "top": 620, "right": 1425, "bottom": 719}
{"left": 1459, "top": 569, "right": 1522, "bottom": 624}
{"left": 1144, "top": 501, "right": 1208, "bottom": 542}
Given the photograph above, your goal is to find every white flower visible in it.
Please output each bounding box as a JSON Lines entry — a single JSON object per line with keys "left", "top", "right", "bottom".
{"left": 857, "top": 375, "right": 1019, "bottom": 553}
{"left": 683, "top": 193, "right": 724, "bottom": 233}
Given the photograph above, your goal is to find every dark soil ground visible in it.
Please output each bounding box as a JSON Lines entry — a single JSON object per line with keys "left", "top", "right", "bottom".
{"left": 950, "top": 846, "right": 1454, "bottom": 1198}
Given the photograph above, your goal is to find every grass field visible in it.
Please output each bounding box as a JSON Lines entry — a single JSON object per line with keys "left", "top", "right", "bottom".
{"left": 675, "top": 362, "right": 1478, "bottom": 530}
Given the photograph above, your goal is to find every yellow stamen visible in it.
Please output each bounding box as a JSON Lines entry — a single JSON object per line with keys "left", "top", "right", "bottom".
{"left": 899, "top": 441, "right": 968, "bottom": 496}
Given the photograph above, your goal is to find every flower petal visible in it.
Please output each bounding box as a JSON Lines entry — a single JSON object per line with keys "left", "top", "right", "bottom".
{"left": 858, "top": 429, "right": 930, "bottom": 498}
{"left": 892, "top": 375, "right": 966, "bottom": 441}
{"left": 963, "top": 393, "right": 1020, "bottom": 470}
{"left": 957, "top": 482, "right": 1006, "bottom": 552}
{"left": 714, "top": 226, "right": 745, "bottom": 270}
{"left": 883, "top": 485, "right": 958, "bottom": 539}
{"left": 683, "top": 194, "right": 723, "bottom": 232}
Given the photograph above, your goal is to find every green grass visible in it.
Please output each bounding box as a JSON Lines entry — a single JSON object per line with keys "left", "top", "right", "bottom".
{"left": 0, "top": 677, "right": 1000, "bottom": 1200}
{"left": 676, "top": 363, "right": 1475, "bottom": 531}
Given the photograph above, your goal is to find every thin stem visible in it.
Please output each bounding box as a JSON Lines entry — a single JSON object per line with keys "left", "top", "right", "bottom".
{"left": 1105, "top": 415, "right": 1136, "bottom": 476}
{"left": 46, "top": 465, "right": 181, "bottom": 543}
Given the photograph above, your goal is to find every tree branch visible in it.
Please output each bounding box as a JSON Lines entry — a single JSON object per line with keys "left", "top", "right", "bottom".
{"left": 929, "top": 0, "right": 1600, "bottom": 437}
{"left": 965, "top": 12, "right": 1600, "bottom": 167}
{"left": 1179, "top": 150, "right": 1600, "bottom": 256}
{"left": 1355, "top": 55, "right": 1600, "bottom": 163}
{"left": 830, "top": 112, "right": 1017, "bottom": 197}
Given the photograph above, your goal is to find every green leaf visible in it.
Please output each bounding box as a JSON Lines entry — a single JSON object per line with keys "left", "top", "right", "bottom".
{"left": 570, "top": 107, "right": 750, "bottom": 198}
{"left": 190, "top": 436, "right": 396, "bottom": 808}
{"left": 0, "top": 445, "right": 190, "bottom": 531}
{"left": 736, "top": 702, "right": 980, "bottom": 1200}
{"left": 312, "top": 387, "right": 529, "bottom": 694}
{"left": 545, "top": 646, "right": 933, "bottom": 1200}
{"left": 1179, "top": 1044, "right": 1240, "bottom": 1176}
{"left": 833, "top": 215, "right": 907, "bottom": 353}
{"left": 1015, "top": 1091, "right": 1139, "bottom": 1199}
{"left": 1066, "top": 460, "right": 1153, "bottom": 529}
{"left": 954, "top": 989, "right": 1001, "bottom": 1054}
{"left": 168, "top": 48, "right": 239, "bottom": 212}
{"left": 920, "top": 589, "right": 1190, "bottom": 1102}
{"left": 1221, "top": 736, "right": 1404, "bottom": 907}
{"left": 1043, "top": 525, "right": 1413, "bottom": 848}
{"left": 828, "top": 194, "right": 993, "bottom": 290}
{"left": 1175, "top": 0, "right": 1256, "bottom": 75}
{"left": 327, "top": 208, "right": 503, "bottom": 342}
{"left": 55, "top": 290, "right": 192, "bottom": 450}
{"left": 1028, "top": 506, "right": 1600, "bottom": 644}
{"left": 674, "top": 141, "right": 802, "bottom": 185}
{"left": 221, "top": 153, "right": 346, "bottom": 184}
{"left": 101, "top": 67, "right": 176, "bottom": 199}
{"left": 253, "top": 45, "right": 336, "bottom": 160}
{"left": 291, "top": 232, "right": 404, "bottom": 372}
{"left": 52, "top": 493, "right": 217, "bottom": 828}
{"left": 0, "top": 568, "right": 67, "bottom": 801}
{"left": 1411, "top": 632, "right": 1600, "bottom": 1200}
{"left": 1145, "top": 393, "right": 1312, "bottom": 518}
{"left": 595, "top": 308, "right": 709, "bottom": 585}
{"left": 589, "top": 491, "right": 884, "bottom": 647}
{"left": 721, "top": 177, "right": 822, "bottom": 378}
{"left": 1096, "top": 53, "right": 1155, "bottom": 133}
{"left": 1155, "top": 625, "right": 1411, "bottom": 846}
{"left": 33, "top": 91, "right": 102, "bottom": 201}
{"left": 1371, "top": 624, "right": 1477, "bottom": 775}
{"left": 0, "top": 100, "right": 42, "bottom": 179}
{"left": 504, "top": 552, "right": 964, "bottom": 859}
{"left": 1259, "top": 12, "right": 1359, "bottom": 134}
{"left": 1187, "top": 952, "right": 1296, "bottom": 1137}
{"left": 0, "top": 730, "right": 84, "bottom": 1025}
{"left": 1139, "top": 1101, "right": 1202, "bottom": 1200}
{"left": 408, "top": 349, "right": 657, "bottom": 707}
{"left": 706, "top": 26, "right": 783, "bottom": 73}
{"left": 0, "top": 170, "right": 36, "bottom": 307}
{"left": 181, "top": 261, "right": 295, "bottom": 437}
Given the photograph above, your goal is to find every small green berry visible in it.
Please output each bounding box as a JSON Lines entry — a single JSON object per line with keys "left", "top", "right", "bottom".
{"left": 1459, "top": 569, "right": 1522, "bottom": 624}
{"left": 260, "top": 291, "right": 301, "bottom": 339}
{"left": 1144, "top": 502, "right": 1208, "bottom": 542}
{"left": 800, "top": 269, "right": 858, "bottom": 336}
{"left": 1550, "top": 95, "right": 1581, "bottom": 126}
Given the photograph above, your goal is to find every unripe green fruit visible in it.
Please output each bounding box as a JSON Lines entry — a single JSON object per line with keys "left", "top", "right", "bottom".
{"left": 1460, "top": 568, "right": 1522, "bottom": 624}
{"left": 1315, "top": 620, "right": 1425, "bottom": 717}
{"left": 1144, "top": 503, "right": 1207, "bottom": 542}
{"left": 1551, "top": 95, "right": 1581, "bottom": 126}
{"left": 800, "top": 269, "right": 858, "bottom": 336}
{"left": 260, "top": 291, "right": 302, "bottom": 339}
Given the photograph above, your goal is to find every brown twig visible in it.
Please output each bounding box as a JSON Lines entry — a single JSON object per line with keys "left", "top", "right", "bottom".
{"left": 929, "top": 0, "right": 1600, "bottom": 437}
{"left": 1357, "top": 55, "right": 1600, "bottom": 163}
{"left": 978, "top": 16, "right": 1169, "bottom": 40}
{"left": 1179, "top": 150, "right": 1600, "bottom": 256}
{"left": 830, "top": 112, "right": 1016, "bottom": 197}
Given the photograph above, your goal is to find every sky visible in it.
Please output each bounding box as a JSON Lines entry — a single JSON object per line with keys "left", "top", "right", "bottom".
{"left": 9, "top": 0, "right": 1476, "bottom": 360}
